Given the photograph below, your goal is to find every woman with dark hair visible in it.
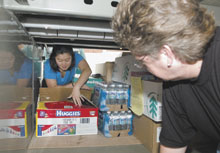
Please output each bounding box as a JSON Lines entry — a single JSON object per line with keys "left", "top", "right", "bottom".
{"left": 44, "top": 45, "right": 92, "bottom": 106}
{"left": 0, "top": 43, "right": 32, "bottom": 87}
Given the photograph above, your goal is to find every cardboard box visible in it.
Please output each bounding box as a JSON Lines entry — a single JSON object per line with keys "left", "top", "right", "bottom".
{"left": 74, "top": 75, "right": 103, "bottom": 88}
{"left": 112, "top": 55, "right": 149, "bottom": 85}
{"left": 39, "top": 87, "right": 92, "bottom": 101}
{"left": 36, "top": 98, "right": 98, "bottom": 137}
{"left": 0, "top": 86, "right": 32, "bottom": 102}
{"left": 104, "top": 62, "right": 114, "bottom": 83}
{"left": 133, "top": 115, "right": 161, "bottom": 153}
{"left": 142, "top": 81, "right": 163, "bottom": 122}
{"left": 0, "top": 101, "right": 31, "bottom": 138}
{"left": 86, "top": 77, "right": 103, "bottom": 88}
{"left": 102, "top": 104, "right": 128, "bottom": 112}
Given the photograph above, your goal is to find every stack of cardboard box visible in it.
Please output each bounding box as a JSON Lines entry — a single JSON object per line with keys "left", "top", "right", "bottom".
{"left": 112, "top": 55, "right": 163, "bottom": 153}
{"left": 132, "top": 80, "right": 162, "bottom": 153}
{"left": 0, "top": 101, "right": 31, "bottom": 138}
{"left": 35, "top": 88, "right": 98, "bottom": 137}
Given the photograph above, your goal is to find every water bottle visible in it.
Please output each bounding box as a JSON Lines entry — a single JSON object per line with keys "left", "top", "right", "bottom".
{"left": 99, "top": 83, "right": 109, "bottom": 111}
{"left": 108, "top": 111, "right": 113, "bottom": 131}
{"left": 124, "top": 111, "right": 128, "bottom": 129}
{"left": 116, "top": 84, "right": 124, "bottom": 105}
{"left": 120, "top": 111, "right": 127, "bottom": 130}
{"left": 102, "top": 83, "right": 109, "bottom": 105}
{"left": 123, "top": 84, "right": 129, "bottom": 105}
{"left": 92, "top": 82, "right": 101, "bottom": 106}
{"left": 113, "top": 111, "right": 120, "bottom": 131}
{"left": 127, "top": 110, "right": 133, "bottom": 130}
{"left": 98, "top": 111, "right": 104, "bottom": 130}
{"left": 108, "top": 83, "right": 116, "bottom": 105}
{"left": 103, "top": 111, "right": 111, "bottom": 137}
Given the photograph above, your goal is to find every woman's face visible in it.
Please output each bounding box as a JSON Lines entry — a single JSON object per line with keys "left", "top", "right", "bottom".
{"left": 55, "top": 53, "right": 72, "bottom": 71}
{"left": 0, "top": 51, "right": 15, "bottom": 70}
{"left": 135, "top": 53, "right": 172, "bottom": 81}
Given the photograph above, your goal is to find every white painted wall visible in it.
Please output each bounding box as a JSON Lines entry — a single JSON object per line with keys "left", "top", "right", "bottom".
{"left": 202, "top": 4, "right": 220, "bottom": 26}
{"left": 85, "top": 50, "right": 123, "bottom": 75}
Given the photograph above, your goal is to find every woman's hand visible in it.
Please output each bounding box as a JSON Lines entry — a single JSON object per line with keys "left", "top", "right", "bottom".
{"left": 68, "top": 85, "right": 84, "bottom": 106}
{"left": 67, "top": 59, "right": 92, "bottom": 106}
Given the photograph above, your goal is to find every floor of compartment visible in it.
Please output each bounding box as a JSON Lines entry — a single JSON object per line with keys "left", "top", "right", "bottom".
{"left": 0, "top": 132, "right": 211, "bottom": 153}
{"left": 28, "top": 132, "right": 141, "bottom": 149}
{"left": 27, "top": 145, "right": 150, "bottom": 153}
{"left": 0, "top": 132, "right": 152, "bottom": 153}
{"left": 0, "top": 145, "right": 150, "bottom": 153}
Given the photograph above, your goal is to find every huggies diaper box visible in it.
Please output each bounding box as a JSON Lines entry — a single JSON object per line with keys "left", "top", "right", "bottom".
{"left": 0, "top": 101, "right": 31, "bottom": 138}
{"left": 36, "top": 97, "right": 98, "bottom": 137}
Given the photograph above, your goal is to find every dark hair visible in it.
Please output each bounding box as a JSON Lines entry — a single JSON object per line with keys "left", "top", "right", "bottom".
{"left": 0, "top": 42, "right": 25, "bottom": 73}
{"left": 49, "top": 45, "right": 75, "bottom": 72}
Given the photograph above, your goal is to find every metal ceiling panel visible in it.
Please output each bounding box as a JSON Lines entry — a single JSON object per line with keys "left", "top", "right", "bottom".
{"left": 201, "top": 0, "right": 220, "bottom": 7}
{"left": 2, "top": 0, "right": 219, "bottom": 49}
{"left": 58, "top": 30, "right": 78, "bottom": 38}
{"left": 20, "top": 15, "right": 113, "bottom": 33}
{"left": 27, "top": 28, "right": 57, "bottom": 36}
{"left": 0, "top": 8, "right": 33, "bottom": 43}
{"left": 3, "top": 0, "right": 120, "bottom": 20}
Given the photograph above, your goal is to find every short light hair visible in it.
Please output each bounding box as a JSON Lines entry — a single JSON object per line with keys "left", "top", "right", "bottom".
{"left": 112, "top": 0, "right": 216, "bottom": 63}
